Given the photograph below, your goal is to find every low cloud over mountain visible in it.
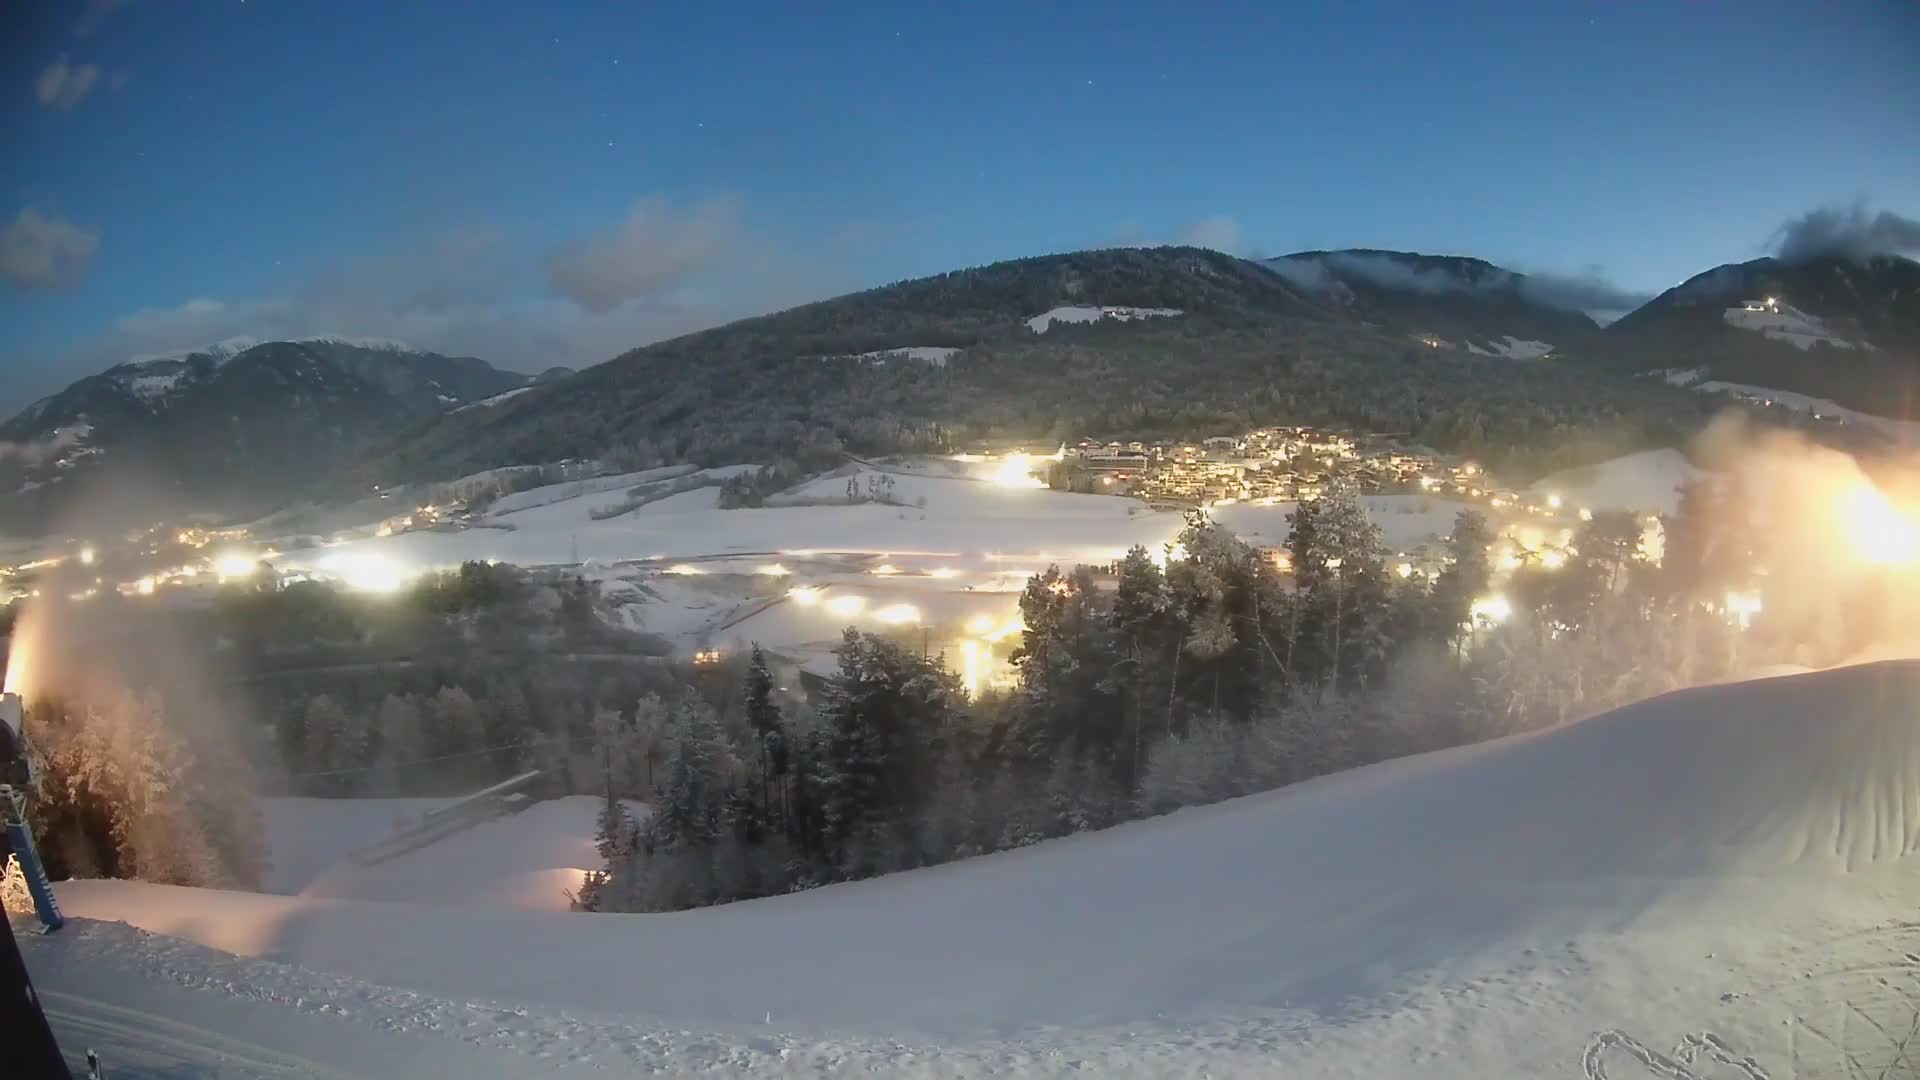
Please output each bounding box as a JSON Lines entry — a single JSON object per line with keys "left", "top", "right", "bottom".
{"left": 1772, "top": 202, "right": 1920, "bottom": 263}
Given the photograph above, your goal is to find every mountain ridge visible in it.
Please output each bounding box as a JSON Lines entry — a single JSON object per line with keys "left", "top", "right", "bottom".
{"left": 0, "top": 339, "right": 537, "bottom": 531}
{"left": 1596, "top": 252, "right": 1920, "bottom": 412}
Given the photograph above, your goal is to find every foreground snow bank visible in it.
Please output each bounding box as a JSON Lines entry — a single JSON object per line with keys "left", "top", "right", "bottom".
{"left": 51, "top": 662, "right": 1920, "bottom": 1061}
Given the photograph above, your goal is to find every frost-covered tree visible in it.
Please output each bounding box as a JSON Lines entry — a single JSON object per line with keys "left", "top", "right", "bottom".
{"left": 1287, "top": 483, "right": 1393, "bottom": 691}
{"left": 593, "top": 781, "right": 636, "bottom": 862}
{"left": 742, "top": 645, "right": 789, "bottom": 829}
{"left": 1009, "top": 565, "right": 1117, "bottom": 762}
{"left": 34, "top": 690, "right": 264, "bottom": 888}
{"left": 428, "top": 686, "right": 483, "bottom": 757}
{"left": 809, "top": 628, "right": 963, "bottom": 872}
{"left": 1428, "top": 509, "right": 1492, "bottom": 651}
{"left": 646, "top": 696, "right": 731, "bottom": 851}
{"left": 373, "top": 693, "right": 428, "bottom": 792}
{"left": 589, "top": 706, "right": 645, "bottom": 799}
{"left": 1107, "top": 545, "right": 1173, "bottom": 787}
{"left": 302, "top": 694, "right": 369, "bottom": 783}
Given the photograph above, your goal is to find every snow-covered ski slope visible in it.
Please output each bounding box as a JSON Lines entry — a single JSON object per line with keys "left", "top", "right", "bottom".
{"left": 26, "top": 659, "right": 1920, "bottom": 1076}
{"left": 266, "top": 794, "right": 637, "bottom": 911}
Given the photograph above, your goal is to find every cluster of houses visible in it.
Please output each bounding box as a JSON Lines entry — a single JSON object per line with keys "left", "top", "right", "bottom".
{"left": 1062, "top": 426, "right": 1505, "bottom": 507}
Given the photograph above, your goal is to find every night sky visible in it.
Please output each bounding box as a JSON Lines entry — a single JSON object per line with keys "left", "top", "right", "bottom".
{"left": 3, "top": 0, "right": 1917, "bottom": 409}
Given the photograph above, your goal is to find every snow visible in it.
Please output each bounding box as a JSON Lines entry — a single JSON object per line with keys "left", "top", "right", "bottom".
{"left": 485, "top": 464, "right": 696, "bottom": 517}
{"left": 1530, "top": 448, "right": 1705, "bottom": 515}
{"left": 1694, "top": 380, "right": 1920, "bottom": 440}
{"left": 125, "top": 370, "right": 187, "bottom": 401}
{"left": 298, "top": 796, "right": 634, "bottom": 912}
{"left": 1465, "top": 335, "right": 1554, "bottom": 359}
{"left": 297, "top": 336, "right": 416, "bottom": 352}
{"left": 1213, "top": 494, "right": 1467, "bottom": 553}
{"left": 848, "top": 346, "right": 960, "bottom": 367}
{"left": 1025, "top": 305, "right": 1183, "bottom": 333}
{"left": 449, "top": 385, "right": 535, "bottom": 413}
{"left": 261, "top": 797, "right": 454, "bottom": 894}
{"left": 1721, "top": 304, "right": 1865, "bottom": 350}
{"left": 27, "top": 659, "right": 1920, "bottom": 1076}
{"left": 277, "top": 465, "right": 1549, "bottom": 669}
{"left": 125, "top": 336, "right": 261, "bottom": 368}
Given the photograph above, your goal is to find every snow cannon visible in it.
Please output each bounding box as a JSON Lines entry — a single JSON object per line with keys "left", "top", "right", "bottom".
{"left": 0, "top": 692, "right": 27, "bottom": 788}
{"left": 0, "top": 690, "right": 63, "bottom": 930}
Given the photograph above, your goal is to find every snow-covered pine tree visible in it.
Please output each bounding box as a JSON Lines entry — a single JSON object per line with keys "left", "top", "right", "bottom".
{"left": 812, "top": 628, "right": 962, "bottom": 873}
{"left": 1286, "top": 483, "right": 1392, "bottom": 691}
{"left": 1429, "top": 509, "right": 1492, "bottom": 652}
{"left": 1108, "top": 545, "right": 1171, "bottom": 789}
{"left": 742, "top": 645, "right": 788, "bottom": 829}
{"left": 593, "top": 780, "right": 634, "bottom": 862}
{"left": 647, "top": 696, "right": 730, "bottom": 851}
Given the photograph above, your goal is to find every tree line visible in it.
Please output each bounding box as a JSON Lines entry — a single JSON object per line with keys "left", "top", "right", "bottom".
{"left": 576, "top": 478, "right": 1796, "bottom": 912}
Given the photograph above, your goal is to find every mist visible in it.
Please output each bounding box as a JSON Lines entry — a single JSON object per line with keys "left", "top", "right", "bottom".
{"left": 1267, "top": 250, "right": 1650, "bottom": 317}
{"left": 2, "top": 475, "right": 267, "bottom": 886}
{"left": 1688, "top": 410, "right": 1920, "bottom": 665}
{"left": 1772, "top": 203, "right": 1920, "bottom": 263}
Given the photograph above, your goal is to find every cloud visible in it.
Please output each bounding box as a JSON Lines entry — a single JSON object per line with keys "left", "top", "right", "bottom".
{"left": 1175, "top": 215, "right": 1244, "bottom": 254}
{"left": 0, "top": 208, "right": 100, "bottom": 289}
{"left": 1514, "top": 270, "right": 1653, "bottom": 319}
{"left": 0, "top": 425, "right": 91, "bottom": 467}
{"left": 74, "top": 0, "right": 133, "bottom": 38}
{"left": 6, "top": 205, "right": 862, "bottom": 416}
{"left": 545, "top": 196, "right": 743, "bottom": 314}
{"left": 1771, "top": 202, "right": 1920, "bottom": 263}
{"left": 1263, "top": 255, "right": 1335, "bottom": 292}
{"left": 1265, "top": 249, "right": 1648, "bottom": 318}
{"left": 35, "top": 56, "right": 101, "bottom": 110}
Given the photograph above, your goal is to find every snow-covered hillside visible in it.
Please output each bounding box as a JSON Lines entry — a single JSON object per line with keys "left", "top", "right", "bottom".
{"left": 847, "top": 346, "right": 960, "bottom": 366}
{"left": 1722, "top": 303, "right": 1865, "bottom": 350}
{"left": 1694, "top": 380, "right": 1920, "bottom": 440}
{"left": 1465, "top": 334, "right": 1554, "bottom": 359}
{"left": 1530, "top": 448, "right": 1704, "bottom": 515}
{"left": 1026, "top": 305, "right": 1183, "bottom": 333}
{"left": 26, "top": 660, "right": 1920, "bottom": 1076}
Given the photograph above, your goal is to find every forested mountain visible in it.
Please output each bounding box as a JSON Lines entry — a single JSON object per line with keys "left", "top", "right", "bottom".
{"left": 0, "top": 338, "right": 533, "bottom": 530}
{"left": 355, "top": 247, "right": 1712, "bottom": 494}
{"left": 1264, "top": 249, "right": 1606, "bottom": 359}
{"left": 1595, "top": 254, "right": 1920, "bottom": 413}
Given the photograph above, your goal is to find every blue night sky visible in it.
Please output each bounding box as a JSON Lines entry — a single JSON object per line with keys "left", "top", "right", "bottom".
{"left": 3, "top": 0, "right": 1917, "bottom": 409}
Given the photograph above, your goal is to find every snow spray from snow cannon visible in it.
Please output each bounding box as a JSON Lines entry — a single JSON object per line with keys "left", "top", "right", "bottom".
{"left": 0, "top": 691, "right": 64, "bottom": 930}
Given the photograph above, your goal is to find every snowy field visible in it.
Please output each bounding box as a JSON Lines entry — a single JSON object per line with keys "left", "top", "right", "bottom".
{"left": 1722, "top": 303, "right": 1864, "bottom": 350}
{"left": 1529, "top": 448, "right": 1704, "bottom": 516}
{"left": 261, "top": 796, "right": 453, "bottom": 894}
{"left": 271, "top": 795, "right": 637, "bottom": 912}
{"left": 22, "top": 659, "right": 1920, "bottom": 1076}
{"left": 272, "top": 463, "right": 1516, "bottom": 674}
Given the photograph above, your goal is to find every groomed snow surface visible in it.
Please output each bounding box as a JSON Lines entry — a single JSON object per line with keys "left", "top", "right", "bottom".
{"left": 22, "top": 660, "right": 1920, "bottom": 1076}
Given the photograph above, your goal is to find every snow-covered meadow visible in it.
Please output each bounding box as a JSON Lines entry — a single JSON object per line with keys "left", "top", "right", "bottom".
{"left": 274, "top": 459, "right": 1531, "bottom": 674}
